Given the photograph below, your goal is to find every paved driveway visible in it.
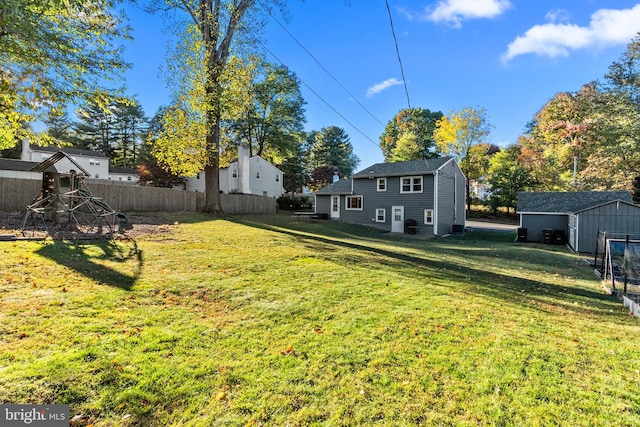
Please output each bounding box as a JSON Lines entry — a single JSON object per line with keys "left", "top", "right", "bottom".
{"left": 465, "top": 220, "right": 518, "bottom": 232}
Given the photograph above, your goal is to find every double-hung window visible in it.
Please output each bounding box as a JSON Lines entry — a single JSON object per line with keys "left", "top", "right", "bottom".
{"left": 424, "top": 209, "right": 434, "bottom": 225}
{"left": 375, "top": 208, "right": 386, "bottom": 222}
{"left": 377, "top": 178, "right": 387, "bottom": 192}
{"left": 345, "top": 196, "right": 363, "bottom": 210}
{"left": 400, "top": 176, "right": 423, "bottom": 193}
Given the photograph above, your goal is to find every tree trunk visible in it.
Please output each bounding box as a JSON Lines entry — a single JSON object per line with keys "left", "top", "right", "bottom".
{"left": 466, "top": 179, "right": 472, "bottom": 212}
{"left": 202, "top": 113, "right": 223, "bottom": 214}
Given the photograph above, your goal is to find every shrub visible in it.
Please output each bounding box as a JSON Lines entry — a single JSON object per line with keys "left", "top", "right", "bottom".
{"left": 277, "top": 195, "right": 313, "bottom": 211}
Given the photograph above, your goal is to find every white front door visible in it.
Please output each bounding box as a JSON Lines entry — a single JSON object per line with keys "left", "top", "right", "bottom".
{"left": 392, "top": 206, "right": 404, "bottom": 232}
{"left": 330, "top": 196, "right": 340, "bottom": 219}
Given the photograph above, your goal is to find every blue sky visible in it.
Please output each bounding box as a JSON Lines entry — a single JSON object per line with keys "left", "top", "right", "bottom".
{"left": 121, "top": 0, "right": 640, "bottom": 170}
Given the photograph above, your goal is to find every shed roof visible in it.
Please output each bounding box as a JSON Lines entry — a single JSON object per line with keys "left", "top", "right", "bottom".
{"left": 314, "top": 178, "right": 352, "bottom": 195}
{"left": 352, "top": 157, "right": 452, "bottom": 178}
{"left": 573, "top": 199, "right": 640, "bottom": 214}
{"left": 517, "top": 191, "right": 633, "bottom": 214}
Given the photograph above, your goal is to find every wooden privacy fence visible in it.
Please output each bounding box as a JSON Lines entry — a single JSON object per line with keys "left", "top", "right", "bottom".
{"left": 0, "top": 177, "right": 276, "bottom": 214}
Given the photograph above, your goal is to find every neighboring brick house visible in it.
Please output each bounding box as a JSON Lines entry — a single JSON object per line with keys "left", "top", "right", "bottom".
{"left": 314, "top": 157, "right": 466, "bottom": 236}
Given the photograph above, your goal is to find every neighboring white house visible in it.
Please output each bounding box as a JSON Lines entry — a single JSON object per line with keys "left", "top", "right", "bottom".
{"left": 108, "top": 166, "right": 139, "bottom": 184}
{"left": 185, "top": 146, "right": 284, "bottom": 198}
{"left": 0, "top": 158, "right": 45, "bottom": 180}
{"left": 469, "top": 179, "right": 491, "bottom": 200}
{"left": 21, "top": 139, "right": 109, "bottom": 179}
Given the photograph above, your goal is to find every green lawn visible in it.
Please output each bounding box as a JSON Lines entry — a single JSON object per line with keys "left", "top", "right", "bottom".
{"left": 1, "top": 214, "right": 639, "bottom": 426}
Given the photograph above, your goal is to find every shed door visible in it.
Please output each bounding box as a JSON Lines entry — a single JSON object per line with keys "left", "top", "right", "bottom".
{"left": 330, "top": 196, "right": 340, "bottom": 219}
{"left": 569, "top": 214, "right": 577, "bottom": 250}
{"left": 392, "top": 206, "right": 404, "bottom": 233}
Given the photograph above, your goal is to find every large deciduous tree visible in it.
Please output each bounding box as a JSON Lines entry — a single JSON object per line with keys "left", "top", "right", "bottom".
{"left": 527, "top": 83, "right": 598, "bottom": 190}
{"left": 434, "top": 106, "right": 491, "bottom": 210}
{"left": 379, "top": 108, "right": 443, "bottom": 161}
{"left": 487, "top": 144, "right": 534, "bottom": 214}
{"left": 582, "top": 34, "right": 640, "bottom": 191}
{"left": 0, "top": 0, "right": 129, "bottom": 149}
{"left": 227, "top": 63, "right": 306, "bottom": 163}
{"left": 145, "top": 0, "right": 285, "bottom": 214}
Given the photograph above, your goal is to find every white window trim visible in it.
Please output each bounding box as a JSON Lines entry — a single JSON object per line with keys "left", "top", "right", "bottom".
{"left": 377, "top": 177, "right": 387, "bottom": 192}
{"left": 375, "top": 208, "right": 386, "bottom": 222}
{"left": 345, "top": 195, "right": 363, "bottom": 210}
{"left": 400, "top": 176, "right": 423, "bottom": 194}
{"left": 424, "top": 209, "right": 434, "bottom": 225}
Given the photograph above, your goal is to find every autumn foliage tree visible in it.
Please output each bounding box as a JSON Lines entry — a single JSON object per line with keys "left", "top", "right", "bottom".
{"left": 434, "top": 106, "right": 491, "bottom": 210}
{"left": 379, "top": 108, "right": 443, "bottom": 161}
{"left": 146, "top": 0, "right": 285, "bottom": 214}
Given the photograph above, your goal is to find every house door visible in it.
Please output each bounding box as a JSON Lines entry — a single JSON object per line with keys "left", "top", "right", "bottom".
{"left": 330, "top": 196, "right": 340, "bottom": 219}
{"left": 392, "top": 206, "right": 404, "bottom": 232}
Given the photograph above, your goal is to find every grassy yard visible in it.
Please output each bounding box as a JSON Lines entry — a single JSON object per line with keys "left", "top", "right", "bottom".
{"left": 1, "top": 214, "right": 639, "bottom": 426}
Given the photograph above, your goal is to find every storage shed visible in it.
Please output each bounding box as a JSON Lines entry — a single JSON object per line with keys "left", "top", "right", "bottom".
{"left": 569, "top": 200, "right": 640, "bottom": 253}
{"left": 516, "top": 191, "right": 634, "bottom": 248}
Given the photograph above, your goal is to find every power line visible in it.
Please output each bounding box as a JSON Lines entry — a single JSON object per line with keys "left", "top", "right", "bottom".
{"left": 260, "top": 43, "right": 381, "bottom": 149}
{"left": 267, "top": 13, "right": 385, "bottom": 127}
{"left": 385, "top": 0, "right": 411, "bottom": 109}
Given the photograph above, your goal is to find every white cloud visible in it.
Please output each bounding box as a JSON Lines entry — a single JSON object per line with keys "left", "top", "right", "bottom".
{"left": 544, "top": 9, "right": 570, "bottom": 24}
{"left": 503, "top": 4, "right": 640, "bottom": 61}
{"left": 420, "top": 0, "right": 512, "bottom": 28}
{"left": 366, "top": 78, "right": 403, "bottom": 98}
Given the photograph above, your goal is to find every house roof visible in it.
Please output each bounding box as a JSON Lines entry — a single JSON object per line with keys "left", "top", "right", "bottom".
{"left": 314, "top": 178, "right": 353, "bottom": 195}
{"left": 0, "top": 158, "right": 55, "bottom": 172}
{"left": 110, "top": 166, "right": 138, "bottom": 174}
{"left": 31, "top": 150, "right": 90, "bottom": 175}
{"left": 516, "top": 191, "right": 633, "bottom": 214}
{"left": 352, "top": 157, "right": 452, "bottom": 179}
{"left": 30, "top": 144, "right": 108, "bottom": 158}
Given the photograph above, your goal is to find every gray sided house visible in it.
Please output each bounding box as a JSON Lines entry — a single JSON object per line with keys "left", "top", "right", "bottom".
{"left": 314, "top": 157, "right": 466, "bottom": 236}
{"left": 517, "top": 191, "right": 639, "bottom": 253}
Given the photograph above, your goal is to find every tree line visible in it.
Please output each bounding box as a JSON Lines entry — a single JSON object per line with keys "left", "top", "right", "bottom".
{"left": 380, "top": 34, "right": 640, "bottom": 212}
{"left": 2, "top": 1, "right": 639, "bottom": 213}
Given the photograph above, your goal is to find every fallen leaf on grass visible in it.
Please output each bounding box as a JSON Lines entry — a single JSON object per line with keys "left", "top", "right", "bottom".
{"left": 280, "top": 345, "right": 293, "bottom": 355}
{"left": 215, "top": 391, "right": 226, "bottom": 401}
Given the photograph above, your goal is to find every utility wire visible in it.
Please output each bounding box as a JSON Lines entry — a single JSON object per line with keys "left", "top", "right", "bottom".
{"left": 261, "top": 43, "right": 381, "bottom": 148}
{"left": 267, "top": 13, "right": 385, "bottom": 127}
{"left": 385, "top": 0, "right": 411, "bottom": 109}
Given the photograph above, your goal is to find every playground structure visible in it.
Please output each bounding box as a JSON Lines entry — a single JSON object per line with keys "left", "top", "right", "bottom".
{"left": 20, "top": 151, "right": 124, "bottom": 238}
{"left": 592, "top": 230, "right": 640, "bottom": 295}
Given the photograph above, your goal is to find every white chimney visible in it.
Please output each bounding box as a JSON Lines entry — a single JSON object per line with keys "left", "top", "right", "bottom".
{"left": 238, "top": 145, "right": 250, "bottom": 194}
{"left": 332, "top": 172, "right": 340, "bottom": 183}
{"left": 21, "top": 138, "right": 31, "bottom": 161}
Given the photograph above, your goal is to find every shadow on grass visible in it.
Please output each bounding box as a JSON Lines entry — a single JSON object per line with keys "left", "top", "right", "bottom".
{"left": 233, "top": 217, "right": 620, "bottom": 316}
{"left": 36, "top": 239, "right": 143, "bottom": 290}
